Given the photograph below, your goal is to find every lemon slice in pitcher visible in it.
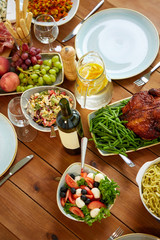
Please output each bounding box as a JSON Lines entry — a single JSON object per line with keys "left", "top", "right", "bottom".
{"left": 78, "top": 63, "right": 108, "bottom": 96}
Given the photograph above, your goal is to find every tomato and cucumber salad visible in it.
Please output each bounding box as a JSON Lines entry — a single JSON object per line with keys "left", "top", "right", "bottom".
{"left": 59, "top": 171, "right": 120, "bottom": 226}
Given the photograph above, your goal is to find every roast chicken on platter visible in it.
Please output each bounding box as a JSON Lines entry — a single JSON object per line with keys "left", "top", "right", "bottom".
{"left": 120, "top": 88, "right": 160, "bottom": 140}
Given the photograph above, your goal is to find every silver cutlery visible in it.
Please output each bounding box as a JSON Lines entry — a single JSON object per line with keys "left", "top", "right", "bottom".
{"left": 0, "top": 155, "right": 34, "bottom": 186}
{"left": 119, "top": 154, "right": 135, "bottom": 167}
{"left": 81, "top": 137, "right": 88, "bottom": 172}
{"left": 62, "top": 0, "right": 104, "bottom": 42}
{"left": 134, "top": 61, "right": 160, "bottom": 86}
{"left": 107, "top": 227, "right": 124, "bottom": 240}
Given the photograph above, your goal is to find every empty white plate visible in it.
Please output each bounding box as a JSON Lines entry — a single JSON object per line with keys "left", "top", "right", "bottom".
{"left": 75, "top": 8, "right": 159, "bottom": 79}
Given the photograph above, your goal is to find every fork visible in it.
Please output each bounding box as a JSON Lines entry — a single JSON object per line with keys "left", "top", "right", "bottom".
{"left": 107, "top": 227, "right": 124, "bottom": 240}
{"left": 134, "top": 61, "right": 160, "bottom": 86}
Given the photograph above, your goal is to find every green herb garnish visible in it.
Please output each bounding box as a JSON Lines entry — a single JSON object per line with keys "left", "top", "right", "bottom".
{"left": 99, "top": 176, "right": 120, "bottom": 206}
{"left": 77, "top": 178, "right": 88, "bottom": 186}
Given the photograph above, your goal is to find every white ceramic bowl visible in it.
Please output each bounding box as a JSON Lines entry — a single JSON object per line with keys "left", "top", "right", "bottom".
{"left": 56, "top": 162, "right": 114, "bottom": 222}
{"left": 20, "top": 86, "right": 76, "bottom": 132}
{"left": 7, "top": 0, "right": 80, "bottom": 26}
{"left": 136, "top": 157, "right": 160, "bottom": 221}
{"left": 54, "top": 0, "right": 80, "bottom": 26}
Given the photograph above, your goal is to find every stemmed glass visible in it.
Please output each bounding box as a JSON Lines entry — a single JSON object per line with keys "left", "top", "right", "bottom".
{"left": 8, "top": 97, "right": 37, "bottom": 142}
{"left": 34, "top": 14, "right": 60, "bottom": 52}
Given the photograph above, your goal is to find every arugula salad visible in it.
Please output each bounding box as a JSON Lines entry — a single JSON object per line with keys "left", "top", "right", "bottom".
{"left": 59, "top": 171, "right": 120, "bottom": 226}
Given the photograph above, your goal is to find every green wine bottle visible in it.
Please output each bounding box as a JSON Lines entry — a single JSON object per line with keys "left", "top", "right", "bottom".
{"left": 56, "top": 98, "right": 84, "bottom": 155}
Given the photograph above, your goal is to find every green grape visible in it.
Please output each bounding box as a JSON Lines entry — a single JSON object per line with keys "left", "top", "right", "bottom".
{"left": 44, "top": 66, "right": 50, "bottom": 72}
{"left": 33, "top": 78, "right": 38, "bottom": 83}
{"left": 29, "top": 66, "right": 33, "bottom": 70}
{"left": 49, "top": 68, "right": 56, "bottom": 75}
{"left": 40, "top": 64, "right": 45, "bottom": 69}
{"left": 33, "top": 64, "right": 40, "bottom": 70}
{"left": 34, "top": 70, "right": 40, "bottom": 73}
{"left": 28, "top": 78, "right": 34, "bottom": 85}
{"left": 52, "top": 55, "right": 59, "bottom": 63}
{"left": 38, "top": 77, "right": 44, "bottom": 85}
{"left": 26, "top": 85, "right": 34, "bottom": 90}
{"left": 16, "top": 85, "right": 21, "bottom": 92}
{"left": 49, "top": 74, "right": 56, "bottom": 83}
{"left": 54, "top": 61, "right": 62, "bottom": 69}
{"left": 41, "top": 68, "right": 46, "bottom": 75}
{"left": 21, "top": 78, "right": 28, "bottom": 84}
{"left": 43, "top": 74, "right": 52, "bottom": 84}
{"left": 53, "top": 66, "right": 59, "bottom": 73}
{"left": 20, "top": 86, "right": 26, "bottom": 92}
{"left": 43, "top": 59, "right": 52, "bottom": 67}
{"left": 31, "top": 73, "right": 38, "bottom": 79}
{"left": 19, "top": 73, "right": 24, "bottom": 80}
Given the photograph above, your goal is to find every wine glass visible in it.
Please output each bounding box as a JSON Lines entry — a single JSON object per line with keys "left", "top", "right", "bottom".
{"left": 34, "top": 14, "right": 60, "bottom": 52}
{"left": 8, "top": 97, "right": 37, "bottom": 142}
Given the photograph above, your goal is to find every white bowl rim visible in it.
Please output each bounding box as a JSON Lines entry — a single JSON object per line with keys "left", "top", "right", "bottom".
{"left": 136, "top": 157, "right": 160, "bottom": 221}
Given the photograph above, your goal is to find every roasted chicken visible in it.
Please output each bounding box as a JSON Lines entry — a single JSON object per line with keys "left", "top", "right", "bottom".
{"left": 120, "top": 88, "right": 160, "bottom": 140}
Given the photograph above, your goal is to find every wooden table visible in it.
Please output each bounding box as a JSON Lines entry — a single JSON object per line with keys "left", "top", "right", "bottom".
{"left": 0, "top": 0, "right": 160, "bottom": 239}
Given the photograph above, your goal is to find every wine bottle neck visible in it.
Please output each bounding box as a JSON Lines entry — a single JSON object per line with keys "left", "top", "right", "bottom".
{"left": 59, "top": 98, "right": 72, "bottom": 116}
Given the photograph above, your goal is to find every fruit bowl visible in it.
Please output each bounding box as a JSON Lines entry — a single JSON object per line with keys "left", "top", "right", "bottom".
{"left": 56, "top": 162, "right": 119, "bottom": 225}
{"left": 20, "top": 86, "right": 76, "bottom": 132}
{"left": 0, "top": 52, "right": 64, "bottom": 96}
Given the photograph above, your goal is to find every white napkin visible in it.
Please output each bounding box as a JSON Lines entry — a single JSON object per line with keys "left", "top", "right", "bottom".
{"left": 6, "top": 0, "right": 16, "bottom": 22}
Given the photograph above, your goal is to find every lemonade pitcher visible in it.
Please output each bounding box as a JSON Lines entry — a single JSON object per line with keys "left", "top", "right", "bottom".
{"left": 75, "top": 51, "right": 113, "bottom": 110}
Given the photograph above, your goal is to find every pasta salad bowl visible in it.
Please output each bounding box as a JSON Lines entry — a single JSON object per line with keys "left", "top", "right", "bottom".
{"left": 136, "top": 157, "right": 160, "bottom": 221}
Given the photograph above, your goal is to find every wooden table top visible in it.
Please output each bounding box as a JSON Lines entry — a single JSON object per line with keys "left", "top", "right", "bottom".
{"left": 0, "top": 0, "right": 160, "bottom": 239}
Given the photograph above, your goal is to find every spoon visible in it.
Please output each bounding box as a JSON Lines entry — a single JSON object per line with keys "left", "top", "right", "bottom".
{"left": 119, "top": 154, "right": 135, "bottom": 167}
{"left": 81, "top": 137, "right": 88, "bottom": 173}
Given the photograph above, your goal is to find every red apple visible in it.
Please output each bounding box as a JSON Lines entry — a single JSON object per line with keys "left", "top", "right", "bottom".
{"left": 0, "top": 72, "right": 20, "bottom": 92}
{"left": 0, "top": 56, "right": 10, "bottom": 76}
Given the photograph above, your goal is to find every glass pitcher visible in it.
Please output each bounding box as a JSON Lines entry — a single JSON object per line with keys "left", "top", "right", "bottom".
{"left": 75, "top": 51, "right": 113, "bottom": 110}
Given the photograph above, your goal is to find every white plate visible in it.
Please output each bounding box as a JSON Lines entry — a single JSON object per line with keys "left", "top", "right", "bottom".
{"left": 88, "top": 97, "right": 160, "bottom": 156}
{"left": 116, "top": 233, "right": 159, "bottom": 240}
{"left": 75, "top": 8, "right": 159, "bottom": 80}
{"left": 0, "top": 113, "right": 18, "bottom": 177}
{"left": 6, "top": 0, "right": 79, "bottom": 26}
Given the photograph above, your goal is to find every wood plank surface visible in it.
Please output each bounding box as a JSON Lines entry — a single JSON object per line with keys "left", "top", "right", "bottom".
{"left": 0, "top": 0, "right": 160, "bottom": 239}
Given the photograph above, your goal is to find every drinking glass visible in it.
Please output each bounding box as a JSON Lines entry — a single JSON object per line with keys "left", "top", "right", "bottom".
{"left": 75, "top": 51, "right": 113, "bottom": 110}
{"left": 8, "top": 97, "right": 37, "bottom": 142}
{"left": 34, "top": 14, "right": 60, "bottom": 52}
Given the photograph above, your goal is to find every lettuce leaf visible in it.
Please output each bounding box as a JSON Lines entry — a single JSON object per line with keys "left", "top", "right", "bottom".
{"left": 98, "top": 176, "right": 120, "bottom": 206}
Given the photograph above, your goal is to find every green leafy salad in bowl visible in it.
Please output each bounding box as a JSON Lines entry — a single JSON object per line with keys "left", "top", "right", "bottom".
{"left": 57, "top": 163, "right": 120, "bottom": 226}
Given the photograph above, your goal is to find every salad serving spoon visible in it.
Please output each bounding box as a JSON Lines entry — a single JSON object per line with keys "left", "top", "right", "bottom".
{"left": 81, "top": 137, "right": 88, "bottom": 173}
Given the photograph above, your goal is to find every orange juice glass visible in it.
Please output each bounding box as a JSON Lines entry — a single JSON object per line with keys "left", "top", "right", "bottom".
{"left": 75, "top": 51, "right": 113, "bottom": 110}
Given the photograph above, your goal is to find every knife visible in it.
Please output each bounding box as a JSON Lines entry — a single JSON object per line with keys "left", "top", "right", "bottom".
{"left": 62, "top": 0, "right": 104, "bottom": 42}
{"left": 0, "top": 155, "right": 34, "bottom": 186}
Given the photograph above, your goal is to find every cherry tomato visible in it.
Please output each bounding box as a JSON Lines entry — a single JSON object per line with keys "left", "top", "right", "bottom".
{"left": 80, "top": 172, "right": 87, "bottom": 178}
{"left": 60, "top": 198, "right": 65, "bottom": 207}
{"left": 65, "top": 174, "right": 78, "bottom": 189}
{"left": 68, "top": 189, "right": 76, "bottom": 204}
{"left": 69, "top": 206, "right": 84, "bottom": 218}
{"left": 88, "top": 200, "right": 106, "bottom": 210}
{"left": 80, "top": 185, "right": 93, "bottom": 195}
